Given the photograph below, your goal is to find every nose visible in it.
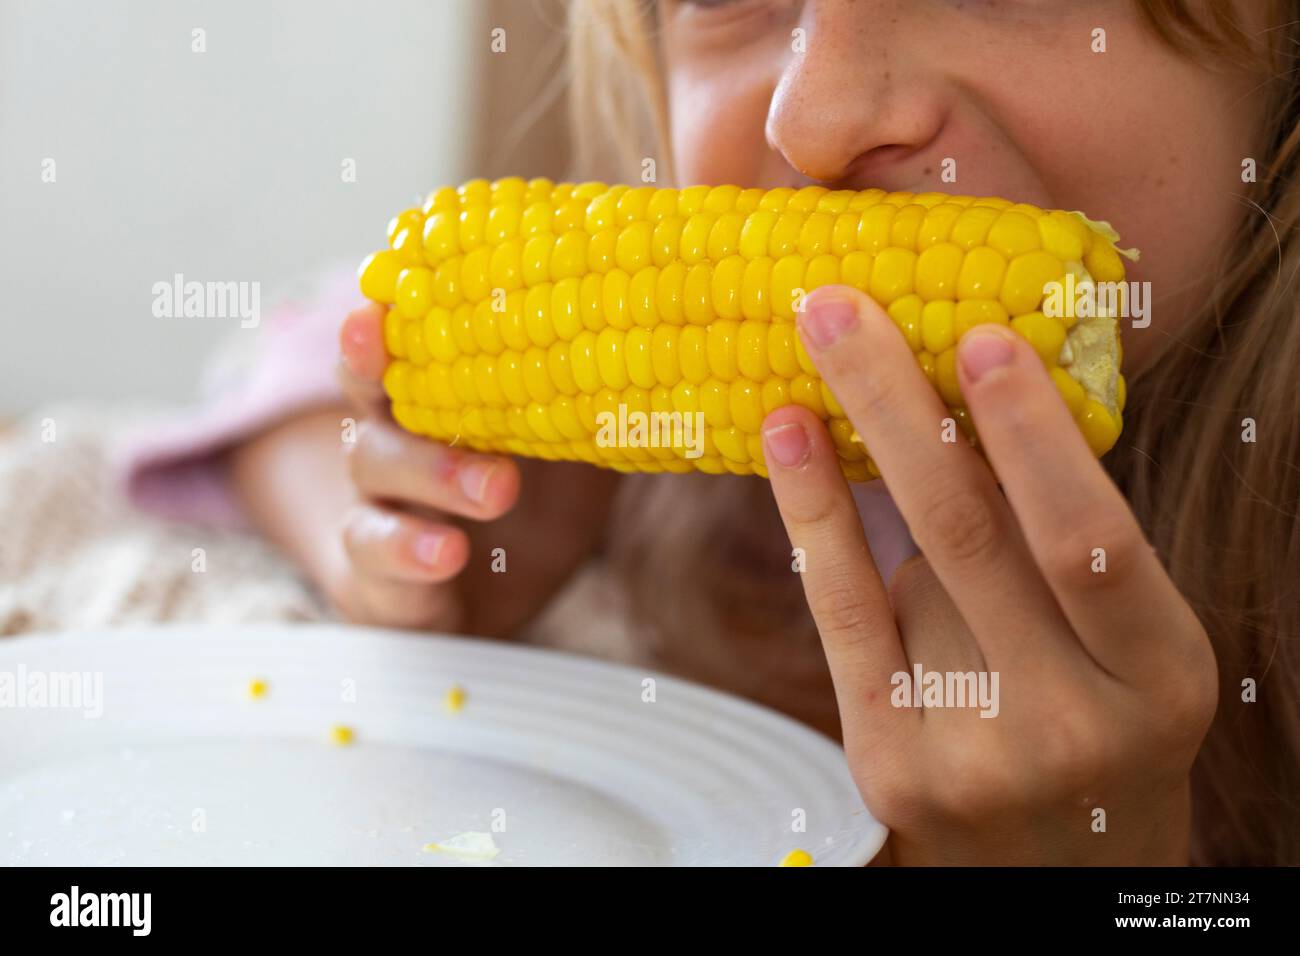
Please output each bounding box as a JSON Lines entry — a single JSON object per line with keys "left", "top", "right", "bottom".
{"left": 765, "top": 0, "right": 949, "bottom": 187}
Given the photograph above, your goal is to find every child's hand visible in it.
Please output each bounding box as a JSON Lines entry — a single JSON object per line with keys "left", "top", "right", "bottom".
{"left": 763, "top": 286, "right": 1218, "bottom": 865}
{"left": 335, "top": 304, "right": 521, "bottom": 630}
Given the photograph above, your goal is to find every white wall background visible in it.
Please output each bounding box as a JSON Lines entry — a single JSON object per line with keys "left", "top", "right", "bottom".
{"left": 0, "top": 0, "right": 483, "bottom": 413}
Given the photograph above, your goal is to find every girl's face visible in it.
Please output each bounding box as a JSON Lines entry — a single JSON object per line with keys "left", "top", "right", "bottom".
{"left": 658, "top": 0, "right": 1267, "bottom": 370}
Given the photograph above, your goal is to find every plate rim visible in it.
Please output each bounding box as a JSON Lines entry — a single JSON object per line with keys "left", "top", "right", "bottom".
{"left": 0, "top": 622, "right": 888, "bottom": 866}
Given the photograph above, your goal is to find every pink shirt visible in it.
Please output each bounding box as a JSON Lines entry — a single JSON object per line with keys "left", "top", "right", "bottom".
{"left": 116, "top": 264, "right": 363, "bottom": 530}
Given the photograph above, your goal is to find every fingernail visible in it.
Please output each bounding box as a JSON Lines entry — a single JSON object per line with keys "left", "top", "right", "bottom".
{"left": 800, "top": 296, "right": 859, "bottom": 348}
{"left": 458, "top": 461, "right": 498, "bottom": 505}
{"left": 413, "top": 532, "right": 445, "bottom": 566}
{"left": 959, "top": 328, "right": 1015, "bottom": 383}
{"left": 763, "top": 422, "right": 810, "bottom": 468}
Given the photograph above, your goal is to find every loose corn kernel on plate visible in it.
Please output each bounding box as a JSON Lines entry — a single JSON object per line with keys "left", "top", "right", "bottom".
{"left": 0, "top": 625, "right": 885, "bottom": 866}
{"left": 361, "top": 179, "right": 1131, "bottom": 480}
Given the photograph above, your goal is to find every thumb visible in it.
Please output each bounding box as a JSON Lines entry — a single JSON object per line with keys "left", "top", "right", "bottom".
{"left": 338, "top": 304, "right": 389, "bottom": 411}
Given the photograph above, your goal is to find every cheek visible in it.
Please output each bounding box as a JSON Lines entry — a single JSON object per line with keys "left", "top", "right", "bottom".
{"left": 667, "top": 65, "right": 778, "bottom": 187}
{"left": 993, "top": 42, "right": 1263, "bottom": 370}
{"left": 1071, "top": 71, "right": 1263, "bottom": 370}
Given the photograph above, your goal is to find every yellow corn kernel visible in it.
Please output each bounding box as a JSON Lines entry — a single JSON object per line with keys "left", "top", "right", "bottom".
{"left": 246, "top": 679, "right": 269, "bottom": 700}
{"left": 1011, "top": 311, "right": 1067, "bottom": 367}
{"left": 1050, "top": 366, "right": 1086, "bottom": 416}
{"left": 986, "top": 211, "right": 1041, "bottom": 259}
{"left": 1000, "top": 250, "right": 1063, "bottom": 316}
{"left": 1078, "top": 398, "right": 1121, "bottom": 456}
{"left": 890, "top": 204, "right": 926, "bottom": 249}
{"left": 917, "top": 203, "right": 963, "bottom": 249}
{"left": 887, "top": 295, "right": 923, "bottom": 352}
{"left": 804, "top": 254, "right": 840, "bottom": 293}
{"left": 396, "top": 267, "right": 436, "bottom": 320}
{"left": 954, "top": 299, "right": 1009, "bottom": 339}
{"left": 771, "top": 255, "right": 806, "bottom": 318}
{"left": 741, "top": 257, "right": 773, "bottom": 320}
{"left": 330, "top": 725, "right": 355, "bottom": 746}
{"left": 364, "top": 181, "right": 1129, "bottom": 480}
{"left": 388, "top": 207, "right": 424, "bottom": 244}
{"left": 1039, "top": 212, "right": 1086, "bottom": 261}
{"left": 921, "top": 300, "right": 956, "bottom": 355}
{"left": 918, "top": 350, "right": 936, "bottom": 384}
{"left": 359, "top": 250, "right": 404, "bottom": 303}
{"left": 957, "top": 246, "right": 1007, "bottom": 300}
{"left": 914, "top": 242, "right": 963, "bottom": 301}
{"left": 870, "top": 247, "right": 917, "bottom": 305}
{"left": 857, "top": 203, "right": 896, "bottom": 253}
{"left": 935, "top": 349, "right": 963, "bottom": 406}
{"left": 1084, "top": 239, "right": 1126, "bottom": 284}
{"left": 384, "top": 307, "right": 406, "bottom": 359}
{"left": 444, "top": 684, "right": 467, "bottom": 714}
{"left": 950, "top": 205, "right": 1000, "bottom": 250}
{"left": 779, "top": 849, "right": 814, "bottom": 867}
{"left": 391, "top": 223, "right": 425, "bottom": 266}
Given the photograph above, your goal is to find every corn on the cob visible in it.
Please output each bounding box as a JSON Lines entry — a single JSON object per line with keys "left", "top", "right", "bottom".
{"left": 359, "top": 179, "right": 1128, "bottom": 480}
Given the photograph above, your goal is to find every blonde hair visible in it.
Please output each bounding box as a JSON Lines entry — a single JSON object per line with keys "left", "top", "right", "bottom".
{"left": 567, "top": 0, "right": 1300, "bottom": 864}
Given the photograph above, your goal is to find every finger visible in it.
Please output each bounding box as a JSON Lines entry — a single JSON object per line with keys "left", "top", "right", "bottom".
{"left": 338, "top": 305, "right": 389, "bottom": 411}
{"left": 956, "top": 325, "right": 1202, "bottom": 676}
{"left": 886, "top": 555, "right": 1011, "bottom": 728}
{"left": 886, "top": 555, "right": 984, "bottom": 677}
{"left": 341, "top": 503, "right": 470, "bottom": 584}
{"left": 796, "top": 285, "right": 1071, "bottom": 666}
{"left": 350, "top": 418, "right": 521, "bottom": 521}
{"left": 762, "top": 404, "right": 915, "bottom": 747}
{"left": 352, "top": 573, "right": 462, "bottom": 630}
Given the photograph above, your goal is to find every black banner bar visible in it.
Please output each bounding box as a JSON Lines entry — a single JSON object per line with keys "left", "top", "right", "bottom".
{"left": 0, "top": 865, "right": 1289, "bottom": 940}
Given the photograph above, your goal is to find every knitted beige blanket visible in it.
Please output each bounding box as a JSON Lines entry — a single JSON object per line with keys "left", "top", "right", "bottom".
{"left": 0, "top": 406, "right": 638, "bottom": 664}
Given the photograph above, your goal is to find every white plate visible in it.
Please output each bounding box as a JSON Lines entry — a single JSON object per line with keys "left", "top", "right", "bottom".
{"left": 0, "top": 624, "right": 885, "bottom": 866}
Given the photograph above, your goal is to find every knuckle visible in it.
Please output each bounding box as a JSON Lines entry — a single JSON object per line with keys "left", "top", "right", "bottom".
{"left": 934, "top": 747, "right": 1012, "bottom": 819}
{"left": 784, "top": 487, "right": 843, "bottom": 528}
{"left": 854, "top": 762, "right": 923, "bottom": 829}
{"left": 1032, "top": 709, "right": 1109, "bottom": 794}
{"left": 809, "top": 572, "right": 885, "bottom": 643}
{"left": 980, "top": 380, "right": 1037, "bottom": 430}
{"left": 1040, "top": 507, "right": 1141, "bottom": 590}
{"left": 340, "top": 505, "right": 398, "bottom": 565}
{"left": 847, "top": 362, "right": 902, "bottom": 425}
{"left": 914, "top": 485, "right": 1002, "bottom": 568}
{"left": 1159, "top": 635, "right": 1219, "bottom": 740}
{"left": 339, "top": 506, "right": 367, "bottom": 558}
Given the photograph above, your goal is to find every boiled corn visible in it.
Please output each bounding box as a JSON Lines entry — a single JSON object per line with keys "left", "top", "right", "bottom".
{"left": 359, "top": 179, "right": 1128, "bottom": 480}
{"left": 329, "top": 724, "right": 355, "bottom": 746}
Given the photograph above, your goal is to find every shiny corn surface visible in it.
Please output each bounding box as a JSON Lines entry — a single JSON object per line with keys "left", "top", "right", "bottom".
{"left": 360, "top": 179, "right": 1127, "bottom": 479}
